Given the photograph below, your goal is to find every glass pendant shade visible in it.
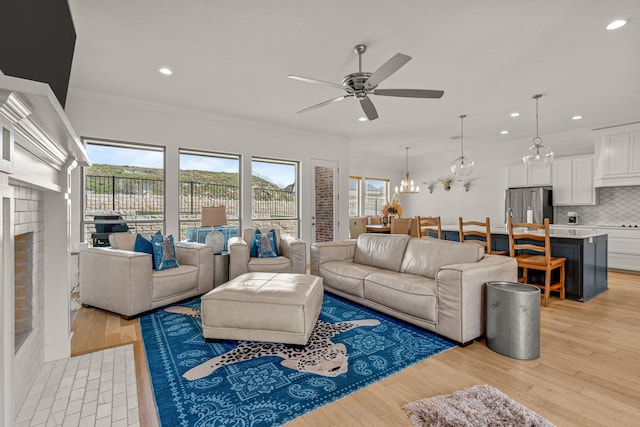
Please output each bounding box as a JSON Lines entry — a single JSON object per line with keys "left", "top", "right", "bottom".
{"left": 523, "top": 94, "right": 553, "bottom": 169}
{"left": 395, "top": 147, "right": 419, "bottom": 194}
{"left": 451, "top": 156, "right": 475, "bottom": 177}
{"left": 523, "top": 140, "right": 554, "bottom": 169}
{"left": 451, "top": 114, "right": 474, "bottom": 178}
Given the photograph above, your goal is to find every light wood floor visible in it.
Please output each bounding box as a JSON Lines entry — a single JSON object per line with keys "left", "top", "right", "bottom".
{"left": 71, "top": 271, "right": 640, "bottom": 426}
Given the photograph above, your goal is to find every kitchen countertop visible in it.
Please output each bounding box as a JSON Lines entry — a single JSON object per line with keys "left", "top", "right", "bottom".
{"left": 442, "top": 225, "right": 607, "bottom": 239}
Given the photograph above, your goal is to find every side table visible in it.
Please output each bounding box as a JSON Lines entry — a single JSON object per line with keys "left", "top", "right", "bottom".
{"left": 213, "top": 252, "right": 230, "bottom": 287}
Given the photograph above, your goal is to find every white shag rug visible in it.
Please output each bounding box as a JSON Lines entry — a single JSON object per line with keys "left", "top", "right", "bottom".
{"left": 404, "top": 384, "right": 555, "bottom": 427}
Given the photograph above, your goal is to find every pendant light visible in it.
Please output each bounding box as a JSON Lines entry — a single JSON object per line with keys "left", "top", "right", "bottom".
{"left": 450, "top": 114, "right": 474, "bottom": 177}
{"left": 395, "top": 147, "right": 419, "bottom": 194}
{"left": 523, "top": 94, "right": 554, "bottom": 169}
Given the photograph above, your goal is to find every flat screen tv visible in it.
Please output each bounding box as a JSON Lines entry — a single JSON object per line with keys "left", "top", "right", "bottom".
{"left": 0, "top": 0, "right": 76, "bottom": 108}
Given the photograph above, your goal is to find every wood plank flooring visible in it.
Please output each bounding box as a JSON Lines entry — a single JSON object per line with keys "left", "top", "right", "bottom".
{"left": 71, "top": 271, "right": 640, "bottom": 426}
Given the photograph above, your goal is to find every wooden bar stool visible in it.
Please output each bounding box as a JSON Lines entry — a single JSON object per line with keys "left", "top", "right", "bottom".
{"left": 458, "top": 216, "right": 507, "bottom": 255}
{"left": 508, "top": 217, "right": 566, "bottom": 307}
{"left": 416, "top": 216, "right": 442, "bottom": 239}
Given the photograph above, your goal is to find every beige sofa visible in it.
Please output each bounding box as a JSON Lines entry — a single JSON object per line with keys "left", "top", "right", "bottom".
{"left": 79, "top": 233, "right": 214, "bottom": 318}
{"left": 310, "top": 233, "right": 517, "bottom": 344}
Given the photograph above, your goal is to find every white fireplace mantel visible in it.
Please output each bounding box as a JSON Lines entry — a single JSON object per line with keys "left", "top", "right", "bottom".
{"left": 1, "top": 75, "right": 89, "bottom": 425}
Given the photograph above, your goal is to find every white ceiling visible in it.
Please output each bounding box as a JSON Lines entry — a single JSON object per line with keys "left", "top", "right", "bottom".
{"left": 67, "top": 0, "right": 640, "bottom": 161}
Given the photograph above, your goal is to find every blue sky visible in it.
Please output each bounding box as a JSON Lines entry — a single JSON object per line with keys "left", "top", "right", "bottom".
{"left": 87, "top": 145, "right": 296, "bottom": 188}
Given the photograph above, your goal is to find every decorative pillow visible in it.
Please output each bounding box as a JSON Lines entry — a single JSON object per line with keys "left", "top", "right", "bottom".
{"left": 250, "top": 229, "right": 279, "bottom": 258}
{"left": 133, "top": 233, "right": 154, "bottom": 256}
{"left": 150, "top": 233, "right": 179, "bottom": 270}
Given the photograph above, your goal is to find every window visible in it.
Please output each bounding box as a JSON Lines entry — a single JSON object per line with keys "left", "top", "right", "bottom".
{"left": 178, "top": 149, "right": 241, "bottom": 241}
{"left": 82, "top": 139, "right": 165, "bottom": 246}
{"left": 251, "top": 158, "right": 299, "bottom": 237}
{"left": 349, "top": 176, "right": 361, "bottom": 217}
{"left": 363, "top": 177, "right": 389, "bottom": 217}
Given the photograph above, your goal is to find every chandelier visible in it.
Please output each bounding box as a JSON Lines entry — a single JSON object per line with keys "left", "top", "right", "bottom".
{"left": 523, "top": 94, "right": 554, "bottom": 169}
{"left": 395, "top": 147, "right": 419, "bottom": 194}
{"left": 450, "top": 114, "right": 475, "bottom": 177}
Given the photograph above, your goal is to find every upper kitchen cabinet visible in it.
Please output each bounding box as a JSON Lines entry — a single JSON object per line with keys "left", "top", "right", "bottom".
{"left": 506, "top": 163, "right": 551, "bottom": 187}
{"left": 552, "top": 155, "right": 596, "bottom": 205}
{"left": 593, "top": 122, "right": 640, "bottom": 187}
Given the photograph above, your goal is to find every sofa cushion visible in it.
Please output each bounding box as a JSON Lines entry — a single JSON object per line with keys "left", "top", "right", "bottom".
{"left": 152, "top": 265, "right": 199, "bottom": 301}
{"left": 400, "top": 238, "right": 484, "bottom": 279}
{"left": 354, "top": 234, "right": 411, "bottom": 272}
{"left": 364, "top": 271, "right": 437, "bottom": 323}
{"left": 108, "top": 232, "right": 136, "bottom": 251}
{"left": 319, "top": 261, "right": 385, "bottom": 298}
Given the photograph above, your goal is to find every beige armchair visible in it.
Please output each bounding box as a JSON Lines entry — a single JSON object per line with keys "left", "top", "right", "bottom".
{"left": 79, "top": 233, "right": 213, "bottom": 318}
{"left": 228, "top": 228, "right": 306, "bottom": 280}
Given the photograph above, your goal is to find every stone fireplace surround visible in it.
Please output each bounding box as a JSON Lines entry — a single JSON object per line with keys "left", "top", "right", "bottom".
{"left": 1, "top": 75, "right": 89, "bottom": 425}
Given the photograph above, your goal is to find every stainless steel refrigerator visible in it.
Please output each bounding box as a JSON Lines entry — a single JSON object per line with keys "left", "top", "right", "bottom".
{"left": 505, "top": 186, "right": 554, "bottom": 224}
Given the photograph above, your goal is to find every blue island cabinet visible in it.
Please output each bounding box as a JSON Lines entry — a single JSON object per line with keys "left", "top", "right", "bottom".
{"left": 441, "top": 230, "right": 608, "bottom": 302}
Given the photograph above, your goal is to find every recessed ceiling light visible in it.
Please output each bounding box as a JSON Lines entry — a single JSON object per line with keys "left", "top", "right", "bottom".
{"left": 500, "top": 130, "right": 509, "bottom": 135}
{"left": 510, "top": 112, "right": 520, "bottom": 118}
{"left": 606, "top": 19, "right": 627, "bottom": 30}
{"left": 159, "top": 67, "right": 173, "bottom": 75}
{"left": 358, "top": 117, "right": 368, "bottom": 122}
{"left": 572, "top": 115, "right": 583, "bottom": 120}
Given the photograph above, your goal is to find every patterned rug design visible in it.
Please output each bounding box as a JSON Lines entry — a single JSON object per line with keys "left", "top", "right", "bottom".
{"left": 140, "top": 293, "right": 455, "bottom": 426}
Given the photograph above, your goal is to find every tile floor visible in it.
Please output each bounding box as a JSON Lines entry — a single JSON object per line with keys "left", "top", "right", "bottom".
{"left": 15, "top": 344, "right": 140, "bottom": 427}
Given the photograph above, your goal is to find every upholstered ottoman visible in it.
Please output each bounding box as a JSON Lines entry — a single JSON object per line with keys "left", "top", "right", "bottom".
{"left": 200, "top": 272, "right": 324, "bottom": 345}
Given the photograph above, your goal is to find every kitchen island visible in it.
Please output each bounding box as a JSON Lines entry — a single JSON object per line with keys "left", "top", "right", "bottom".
{"left": 441, "top": 225, "right": 608, "bottom": 302}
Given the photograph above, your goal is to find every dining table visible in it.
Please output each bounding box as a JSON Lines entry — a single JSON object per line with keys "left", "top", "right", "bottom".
{"left": 365, "top": 224, "right": 391, "bottom": 233}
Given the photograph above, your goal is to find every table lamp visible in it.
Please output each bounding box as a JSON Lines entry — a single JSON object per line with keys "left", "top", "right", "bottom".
{"left": 201, "top": 206, "right": 228, "bottom": 254}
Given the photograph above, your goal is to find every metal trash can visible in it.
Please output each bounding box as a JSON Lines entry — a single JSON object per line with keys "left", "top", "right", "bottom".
{"left": 485, "top": 281, "right": 540, "bottom": 360}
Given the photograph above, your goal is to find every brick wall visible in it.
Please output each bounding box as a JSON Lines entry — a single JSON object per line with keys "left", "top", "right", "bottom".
{"left": 315, "top": 167, "right": 334, "bottom": 242}
{"left": 12, "top": 182, "right": 45, "bottom": 415}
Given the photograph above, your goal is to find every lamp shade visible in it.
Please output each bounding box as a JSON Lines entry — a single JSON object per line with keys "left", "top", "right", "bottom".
{"left": 201, "top": 206, "right": 227, "bottom": 227}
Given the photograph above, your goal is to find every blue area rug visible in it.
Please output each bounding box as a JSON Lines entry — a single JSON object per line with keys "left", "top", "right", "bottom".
{"left": 140, "top": 293, "right": 455, "bottom": 426}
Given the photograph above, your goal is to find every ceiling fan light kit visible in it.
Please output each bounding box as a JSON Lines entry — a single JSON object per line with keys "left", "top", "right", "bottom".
{"left": 395, "top": 147, "right": 419, "bottom": 194}
{"left": 450, "top": 114, "right": 475, "bottom": 178}
{"left": 523, "top": 94, "right": 554, "bottom": 169}
{"left": 287, "top": 44, "right": 444, "bottom": 121}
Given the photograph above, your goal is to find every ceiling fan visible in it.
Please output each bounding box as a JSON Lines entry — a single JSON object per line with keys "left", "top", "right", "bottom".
{"left": 287, "top": 44, "right": 444, "bottom": 121}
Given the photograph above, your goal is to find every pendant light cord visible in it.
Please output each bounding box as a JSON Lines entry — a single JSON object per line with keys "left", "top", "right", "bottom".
{"left": 533, "top": 94, "right": 542, "bottom": 145}
{"left": 459, "top": 114, "right": 466, "bottom": 158}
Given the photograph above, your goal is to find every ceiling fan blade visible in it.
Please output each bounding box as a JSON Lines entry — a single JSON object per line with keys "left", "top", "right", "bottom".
{"left": 372, "top": 89, "right": 445, "bottom": 98}
{"left": 297, "top": 94, "right": 352, "bottom": 114}
{"left": 286, "top": 75, "right": 345, "bottom": 91}
{"left": 365, "top": 53, "right": 411, "bottom": 89}
{"left": 359, "top": 96, "right": 379, "bottom": 121}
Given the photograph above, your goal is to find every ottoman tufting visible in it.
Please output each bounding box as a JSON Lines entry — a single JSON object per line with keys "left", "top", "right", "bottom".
{"left": 200, "top": 272, "right": 324, "bottom": 345}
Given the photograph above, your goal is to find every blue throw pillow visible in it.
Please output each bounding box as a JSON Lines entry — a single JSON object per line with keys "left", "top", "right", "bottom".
{"left": 150, "top": 233, "right": 179, "bottom": 270}
{"left": 251, "top": 228, "right": 279, "bottom": 258}
{"left": 133, "top": 234, "right": 154, "bottom": 256}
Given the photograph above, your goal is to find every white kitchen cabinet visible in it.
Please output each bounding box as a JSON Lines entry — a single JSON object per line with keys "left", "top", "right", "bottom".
{"left": 592, "top": 227, "right": 640, "bottom": 272}
{"left": 593, "top": 123, "right": 640, "bottom": 187}
{"left": 551, "top": 155, "right": 596, "bottom": 205}
{"left": 506, "top": 164, "right": 551, "bottom": 187}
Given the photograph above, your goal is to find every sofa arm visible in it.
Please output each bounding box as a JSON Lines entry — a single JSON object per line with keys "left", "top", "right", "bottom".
{"left": 435, "top": 255, "right": 517, "bottom": 344}
{"left": 228, "top": 236, "right": 249, "bottom": 280}
{"left": 175, "top": 242, "right": 213, "bottom": 294}
{"left": 280, "top": 236, "right": 307, "bottom": 274}
{"left": 79, "top": 247, "right": 154, "bottom": 317}
{"left": 310, "top": 240, "right": 357, "bottom": 276}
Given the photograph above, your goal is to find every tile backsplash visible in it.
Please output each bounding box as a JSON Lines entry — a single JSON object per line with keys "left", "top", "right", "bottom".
{"left": 556, "top": 186, "right": 640, "bottom": 225}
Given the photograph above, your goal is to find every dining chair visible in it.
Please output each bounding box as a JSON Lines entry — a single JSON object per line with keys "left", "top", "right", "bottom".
{"left": 416, "top": 216, "right": 442, "bottom": 239}
{"left": 349, "top": 217, "right": 368, "bottom": 238}
{"left": 458, "top": 216, "right": 507, "bottom": 255}
{"left": 367, "top": 216, "right": 382, "bottom": 225}
{"left": 390, "top": 217, "right": 411, "bottom": 234}
{"left": 508, "top": 217, "right": 566, "bottom": 307}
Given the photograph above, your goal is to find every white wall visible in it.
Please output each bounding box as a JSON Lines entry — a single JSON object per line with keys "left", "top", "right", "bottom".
{"left": 65, "top": 91, "right": 352, "bottom": 245}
